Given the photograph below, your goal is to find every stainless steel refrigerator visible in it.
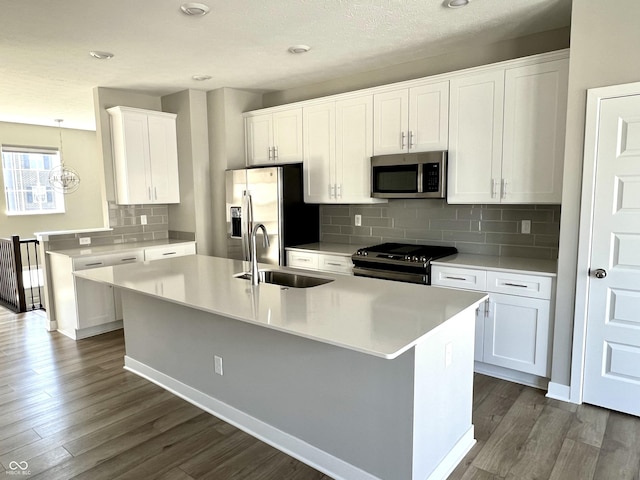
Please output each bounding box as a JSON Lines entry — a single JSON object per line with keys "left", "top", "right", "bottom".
{"left": 225, "top": 163, "right": 319, "bottom": 266}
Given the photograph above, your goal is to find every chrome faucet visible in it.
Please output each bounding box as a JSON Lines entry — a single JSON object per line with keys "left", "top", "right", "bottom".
{"left": 250, "top": 223, "right": 269, "bottom": 285}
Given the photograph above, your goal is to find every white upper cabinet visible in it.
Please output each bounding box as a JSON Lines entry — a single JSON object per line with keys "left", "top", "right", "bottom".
{"left": 304, "top": 96, "right": 385, "bottom": 204}
{"left": 107, "top": 106, "right": 180, "bottom": 205}
{"left": 448, "top": 71, "right": 505, "bottom": 204}
{"left": 373, "top": 81, "right": 449, "bottom": 155}
{"left": 245, "top": 108, "right": 303, "bottom": 165}
{"left": 501, "top": 59, "right": 569, "bottom": 203}
{"left": 447, "top": 57, "right": 569, "bottom": 204}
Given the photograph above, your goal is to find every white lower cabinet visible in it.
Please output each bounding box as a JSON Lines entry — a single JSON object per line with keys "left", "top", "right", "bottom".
{"left": 484, "top": 293, "right": 550, "bottom": 376}
{"left": 49, "top": 242, "right": 195, "bottom": 340}
{"left": 432, "top": 264, "right": 554, "bottom": 380}
{"left": 286, "top": 250, "right": 353, "bottom": 275}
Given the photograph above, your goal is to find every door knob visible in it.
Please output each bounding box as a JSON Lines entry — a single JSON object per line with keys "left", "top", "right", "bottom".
{"left": 592, "top": 268, "right": 607, "bottom": 279}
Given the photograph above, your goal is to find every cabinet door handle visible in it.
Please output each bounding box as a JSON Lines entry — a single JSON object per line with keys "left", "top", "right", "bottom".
{"left": 148, "top": 187, "right": 152, "bottom": 200}
{"left": 409, "top": 130, "right": 414, "bottom": 148}
{"left": 297, "top": 258, "right": 311, "bottom": 262}
{"left": 501, "top": 179, "right": 507, "bottom": 199}
{"left": 504, "top": 282, "right": 528, "bottom": 288}
{"left": 154, "top": 187, "right": 158, "bottom": 200}
{"left": 336, "top": 184, "right": 342, "bottom": 198}
{"left": 268, "top": 147, "right": 272, "bottom": 161}
{"left": 120, "top": 257, "right": 138, "bottom": 262}
{"left": 84, "top": 262, "right": 103, "bottom": 267}
{"left": 491, "top": 179, "right": 498, "bottom": 199}
{"left": 445, "top": 276, "right": 467, "bottom": 281}
{"left": 326, "top": 262, "right": 342, "bottom": 266}
{"left": 162, "top": 252, "right": 177, "bottom": 256}
{"left": 401, "top": 131, "right": 406, "bottom": 149}
{"left": 273, "top": 146, "right": 278, "bottom": 160}
{"left": 330, "top": 184, "right": 336, "bottom": 198}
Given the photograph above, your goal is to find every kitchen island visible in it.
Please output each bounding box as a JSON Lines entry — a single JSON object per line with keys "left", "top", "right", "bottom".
{"left": 75, "top": 255, "right": 486, "bottom": 480}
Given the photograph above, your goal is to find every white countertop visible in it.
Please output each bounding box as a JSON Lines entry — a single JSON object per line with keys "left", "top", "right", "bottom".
{"left": 431, "top": 253, "right": 557, "bottom": 276}
{"left": 75, "top": 255, "right": 486, "bottom": 359}
{"left": 47, "top": 239, "right": 195, "bottom": 258}
{"left": 286, "top": 242, "right": 372, "bottom": 256}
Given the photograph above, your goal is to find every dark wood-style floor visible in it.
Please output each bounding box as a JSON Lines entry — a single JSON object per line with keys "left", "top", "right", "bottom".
{"left": 1, "top": 308, "right": 639, "bottom": 480}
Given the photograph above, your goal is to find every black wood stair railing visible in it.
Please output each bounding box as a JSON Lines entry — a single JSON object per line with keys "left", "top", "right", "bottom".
{"left": 0, "top": 235, "right": 44, "bottom": 313}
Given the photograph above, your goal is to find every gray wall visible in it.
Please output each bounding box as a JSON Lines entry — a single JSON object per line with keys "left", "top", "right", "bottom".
{"left": 207, "top": 88, "right": 262, "bottom": 257}
{"left": 162, "top": 89, "right": 213, "bottom": 254}
{"left": 264, "top": 27, "right": 570, "bottom": 108}
{"left": 321, "top": 201, "right": 560, "bottom": 259}
{"left": 552, "top": 0, "right": 640, "bottom": 389}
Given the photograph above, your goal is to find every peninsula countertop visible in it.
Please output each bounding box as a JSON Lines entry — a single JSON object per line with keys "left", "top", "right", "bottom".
{"left": 74, "top": 255, "right": 486, "bottom": 360}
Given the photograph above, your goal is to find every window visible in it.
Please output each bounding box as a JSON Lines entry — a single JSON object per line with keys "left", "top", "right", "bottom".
{"left": 1, "top": 145, "right": 65, "bottom": 215}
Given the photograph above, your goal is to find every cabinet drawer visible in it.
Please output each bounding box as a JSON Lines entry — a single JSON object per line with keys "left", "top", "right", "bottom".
{"left": 431, "top": 266, "right": 486, "bottom": 291}
{"left": 319, "top": 254, "right": 352, "bottom": 274}
{"left": 107, "top": 251, "right": 144, "bottom": 266}
{"left": 287, "top": 251, "right": 319, "bottom": 270}
{"left": 486, "top": 271, "right": 552, "bottom": 300}
{"left": 144, "top": 243, "right": 196, "bottom": 261}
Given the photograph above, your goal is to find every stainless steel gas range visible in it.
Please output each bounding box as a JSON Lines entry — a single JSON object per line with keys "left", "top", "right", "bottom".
{"left": 352, "top": 243, "right": 457, "bottom": 285}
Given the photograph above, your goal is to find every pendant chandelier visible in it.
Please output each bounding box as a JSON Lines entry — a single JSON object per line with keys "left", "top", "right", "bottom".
{"left": 49, "top": 119, "right": 81, "bottom": 194}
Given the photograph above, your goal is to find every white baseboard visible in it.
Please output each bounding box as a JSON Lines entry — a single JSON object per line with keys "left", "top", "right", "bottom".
{"left": 426, "top": 427, "right": 475, "bottom": 480}
{"left": 124, "top": 356, "right": 381, "bottom": 480}
{"left": 546, "top": 382, "right": 573, "bottom": 403}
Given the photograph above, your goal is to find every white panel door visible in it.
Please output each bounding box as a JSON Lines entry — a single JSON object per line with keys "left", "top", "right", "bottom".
{"left": 303, "top": 103, "right": 335, "bottom": 203}
{"left": 448, "top": 70, "right": 504, "bottom": 204}
{"left": 272, "top": 108, "right": 303, "bottom": 163}
{"left": 147, "top": 113, "right": 180, "bottom": 203}
{"left": 335, "top": 95, "right": 379, "bottom": 203}
{"left": 583, "top": 95, "right": 640, "bottom": 416}
{"left": 246, "top": 114, "right": 273, "bottom": 165}
{"left": 409, "top": 81, "right": 449, "bottom": 152}
{"left": 502, "top": 59, "right": 568, "bottom": 203}
{"left": 373, "top": 89, "right": 409, "bottom": 155}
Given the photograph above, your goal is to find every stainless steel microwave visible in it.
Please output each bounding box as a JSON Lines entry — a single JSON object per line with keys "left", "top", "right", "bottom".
{"left": 371, "top": 151, "right": 447, "bottom": 199}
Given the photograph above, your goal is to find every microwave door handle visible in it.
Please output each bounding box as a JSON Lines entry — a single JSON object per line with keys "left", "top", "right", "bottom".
{"left": 417, "top": 163, "right": 424, "bottom": 193}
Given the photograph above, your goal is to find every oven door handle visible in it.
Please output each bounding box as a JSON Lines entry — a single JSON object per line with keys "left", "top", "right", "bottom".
{"left": 352, "top": 267, "right": 428, "bottom": 285}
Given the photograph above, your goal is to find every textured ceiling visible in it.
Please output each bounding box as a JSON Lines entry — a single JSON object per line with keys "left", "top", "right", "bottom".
{"left": 1, "top": 0, "right": 571, "bottom": 131}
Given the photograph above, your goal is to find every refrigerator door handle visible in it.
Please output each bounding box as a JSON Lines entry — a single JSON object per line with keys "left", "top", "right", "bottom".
{"left": 241, "top": 191, "right": 253, "bottom": 261}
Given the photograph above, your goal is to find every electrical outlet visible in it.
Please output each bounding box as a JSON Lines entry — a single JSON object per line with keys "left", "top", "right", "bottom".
{"left": 445, "top": 342, "right": 453, "bottom": 368}
{"left": 521, "top": 220, "right": 531, "bottom": 234}
{"left": 79, "top": 237, "right": 91, "bottom": 245}
{"left": 140, "top": 215, "right": 148, "bottom": 225}
{"left": 355, "top": 214, "right": 362, "bottom": 227}
{"left": 214, "top": 355, "right": 223, "bottom": 375}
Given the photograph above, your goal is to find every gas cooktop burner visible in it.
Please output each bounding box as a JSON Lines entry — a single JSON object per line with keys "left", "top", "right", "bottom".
{"left": 352, "top": 243, "right": 458, "bottom": 284}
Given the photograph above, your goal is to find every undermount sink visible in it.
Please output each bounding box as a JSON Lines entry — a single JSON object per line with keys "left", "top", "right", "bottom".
{"left": 234, "top": 270, "right": 334, "bottom": 288}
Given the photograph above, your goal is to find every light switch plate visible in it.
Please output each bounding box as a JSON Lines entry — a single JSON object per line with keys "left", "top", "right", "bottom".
{"left": 521, "top": 220, "right": 531, "bottom": 234}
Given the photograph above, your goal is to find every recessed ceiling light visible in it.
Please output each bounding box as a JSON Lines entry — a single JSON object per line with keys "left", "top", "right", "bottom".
{"left": 446, "top": 0, "right": 470, "bottom": 8}
{"left": 192, "top": 75, "right": 212, "bottom": 81}
{"left": 180, "top": 2, "right": 210, "bottom": 16}
{"left": 89, "top": 51, "right": 114, "bottom": 60}
{"left": 288, "top": 45, "right": 311, "bottom": 54}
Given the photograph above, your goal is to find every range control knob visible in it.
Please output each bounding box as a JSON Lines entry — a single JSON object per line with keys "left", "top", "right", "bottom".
{"left": 412, "top": 256, "right": 419, "bottom": 262}
{"left": 404, "top": 255, "right": 411, "bottom": 261}
{"left": 420, "top": 256, "right": 427, "bottom": 263}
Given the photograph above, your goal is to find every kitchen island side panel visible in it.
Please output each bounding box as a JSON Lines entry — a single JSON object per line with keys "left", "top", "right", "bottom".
{"left": 121, "top": 290, "right": 416, "bottom": 480}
